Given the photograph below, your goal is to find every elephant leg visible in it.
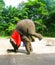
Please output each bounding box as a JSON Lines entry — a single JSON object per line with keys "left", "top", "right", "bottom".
{"left": 10, "top": 39, "right": 20, "bottom": 52}
{"left": 30, "top": 36, "right": 35, "bottom": 42}
{"left": 29, "top": 43, "right": 33, "bottom": 52}
{"left": 22, "top": 35, "right": 32, "bottom": 54}
{"left": 30, "top": 33, "right": 43, "bottom": 40}
{"left": 28, "top": 35, "right": 35, "bottom": 42}
{"left": 24, "top": 41, "right": 31, "bottom": 54}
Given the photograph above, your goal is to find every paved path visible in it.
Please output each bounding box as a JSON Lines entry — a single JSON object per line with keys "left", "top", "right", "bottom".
{"left": 0, "top": 54, "right": 55, "bottom": 65}
{"left": 0, "top": 38, "right": 55, "bottom": 55}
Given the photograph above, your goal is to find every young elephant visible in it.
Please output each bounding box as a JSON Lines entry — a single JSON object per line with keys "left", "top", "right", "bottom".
{"left": 15, "top": 19, "right": 43, "bottom": 54}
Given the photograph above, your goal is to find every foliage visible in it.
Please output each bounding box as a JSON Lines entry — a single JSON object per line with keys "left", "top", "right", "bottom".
{"left": 0, "top": 6, "right": 20, "bottom": 36}
{"left": 38, "top": 0, "right": 55, "bottom": 12}
{"left": 42, "top": 10, "right": 55, "bottom": 37}
{"left": 0, "top": 0, "right": 5, "bottom": 10}
{"left": 21, "top": 0, "right": 48, "bottom": 35}
{"left": 7, "top": 23, "right": 16, "bottom": 35}
{"left": 24, "top": 0, "right": 48, "bottom": 20}
{"left": 0, "top": 0, "right": 55, "bottom": 37}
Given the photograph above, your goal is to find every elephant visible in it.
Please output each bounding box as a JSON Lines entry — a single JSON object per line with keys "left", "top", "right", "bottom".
{"left": 15, "top": 19, "right": 43, "bottom": 54}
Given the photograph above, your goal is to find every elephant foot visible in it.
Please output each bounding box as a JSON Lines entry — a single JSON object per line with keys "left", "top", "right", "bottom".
{"left": 26, "top": 51, "right": 30, "bottom": 55}
{"left": 7, "top": 49, "right": 18, "bottom": 53}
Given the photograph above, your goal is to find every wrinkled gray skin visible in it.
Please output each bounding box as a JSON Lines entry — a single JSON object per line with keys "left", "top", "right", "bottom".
{"left": 16, "top": 19, "right": 43, "bottom": 54}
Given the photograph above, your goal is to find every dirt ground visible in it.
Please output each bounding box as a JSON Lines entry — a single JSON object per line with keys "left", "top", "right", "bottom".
{"left": 0, "top": 38, "right": 55, "bottom": 55}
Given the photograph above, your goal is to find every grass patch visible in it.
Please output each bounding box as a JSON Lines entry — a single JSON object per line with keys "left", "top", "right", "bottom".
{"left": 0, "top": 36, "right": 10, "bottom": 38}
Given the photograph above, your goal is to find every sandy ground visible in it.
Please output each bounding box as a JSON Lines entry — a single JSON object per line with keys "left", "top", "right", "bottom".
{"left": 0, "top": 38, "right": 55, "bottom": 55}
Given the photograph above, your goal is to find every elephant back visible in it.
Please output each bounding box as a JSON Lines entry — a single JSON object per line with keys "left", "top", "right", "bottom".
{"left": 16, "top": 19, "right": 36, "bottom": 35}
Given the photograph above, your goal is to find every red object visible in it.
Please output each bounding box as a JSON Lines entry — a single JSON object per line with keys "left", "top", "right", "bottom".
{"left": 11, "top": 30, "right": 21, "bottom": 46}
